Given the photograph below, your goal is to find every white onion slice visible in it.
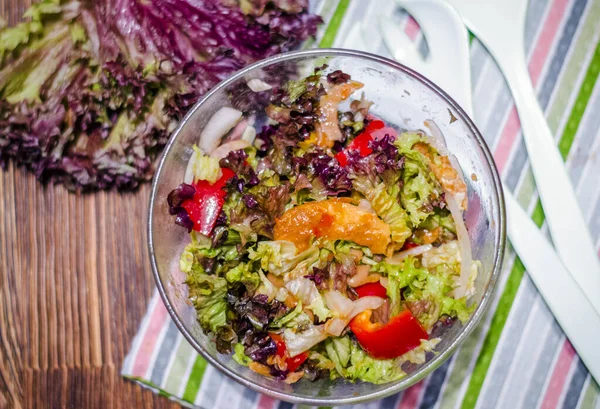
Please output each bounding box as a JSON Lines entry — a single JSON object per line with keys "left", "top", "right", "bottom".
{"left": 424, "top": 119, "right": 446, "bottom": 146}
{"left": 324, "top": 318, "right": 347, "bottom": 337}
{"left": 445, "top": 193, "right": 472, "bottom": 298}
{"left": 247, "top": 78, "right": 272, "bottom": 92}
{"left": 324, "top": 291, "right": 354, "bottom": 317}
{"left": 350, "top": 296, "right": 384, "bottom": 319}
{"left": 424, "top": 119, "right": 468, "bottom": 209}
{"left": 357, "top": 198, "right": 376, "bottom": 214}
{"left": 347, "top": 265, "right": 380, "bottom": 287}
{"left": 199, "top": 107, "right": 242, "bottom": 154}
{"left": 323, "top": 292, "right": 383, "bottom": 336}
{"left": 224, "top": 118, "right": 248, "bottom": 143}
{"left": 423, "top": 119, "right": 473, "bottom": 297}
{"left": 183, "top": 148, "right": 200, "bottom": 184}
{"left": 241, "top": 125, "right": 256, "bottom": 144}
{"left": 387, "top": 244, "right": 433, "bottom": 264}
{"left": 209, "top": 139, "right": 250, "bottom": 160}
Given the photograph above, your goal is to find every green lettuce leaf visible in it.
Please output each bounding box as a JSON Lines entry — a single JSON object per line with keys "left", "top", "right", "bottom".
{"left": 185, "top": 271, "right": 228, "bottom": 334}
{"left": 225, "top": 262, "right": 260, "bottom": 294}
{"left": 271, "top": 302, "right": 315, "bottom": 334}
{"left": 323, "top": 336, "right": 406, "bottom": 384}
{"left": 248, "top": 240, "right": 318, "bottom": 275}
{"left": 179, "top": 238, "right": 240, "bottom": 276}
{"left": 284, "top": 277, "right": 331, "bottom": 322}
{"left": 232, "top": 343, "right": 252, "bottom": 366}
{"left": 418, "top": 209, "right": 457, "bottom": 239}
{"left": 187, "top": 145, "right": 222, "bottom": 183}
{"left": 374, "top": 256, "right": 473, "bottom": 329}
{"left": 352, "top": 177, "right": 411, "bottom": 249}
{"left": 394, "top": 132, "right": 445, "bottom": 227}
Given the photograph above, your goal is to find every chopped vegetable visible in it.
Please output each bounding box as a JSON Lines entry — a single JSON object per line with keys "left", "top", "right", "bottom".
{"left": 354, "top": 282, "right": 387, "bottom": 298}
{"left": 270, "top": 333, "right": 309, "bottom": 372}
{"left": 350, "top": 309, "right": 429, "bottom": 359}
{"left": 273, "top": 198, "right": 391, "bottom": 254}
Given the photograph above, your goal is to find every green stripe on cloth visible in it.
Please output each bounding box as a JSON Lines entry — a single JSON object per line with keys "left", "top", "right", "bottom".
{"left": 182, "top": 355, "right": 208, "bottom": 402}
{"left": 163, "top": 337, "right": 197, "bottom": 394}
{"left": 546, "top": 0, "right": 600, "bottom": 134}
{"left": 459, "top": 257, "right": 527, "bottom": 409}
{"left": 438, "top": 308, "right": 491, "bottom": 409}
{"left": 580, "top": 378, "right": 600, "bottom": 409}
{"left": 318, "top": 0, "right": 351, "bottom": 48}
{"left": 558, "top": 41, "right": 600, "bottom": 159}
{"left": 531, "top": 200, "right": 545, "bottom": 228}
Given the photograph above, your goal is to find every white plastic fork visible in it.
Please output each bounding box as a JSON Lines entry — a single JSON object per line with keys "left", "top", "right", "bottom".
{"left": 445, "top": 0, "right": 600, "bottom": 316}
{"left": 378, "top": 0, "right": 600, "bottom": 382}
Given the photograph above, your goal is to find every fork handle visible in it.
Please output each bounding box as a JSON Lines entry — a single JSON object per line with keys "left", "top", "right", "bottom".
{"left": 498, "top": 52, "right": 600, "bottom": 315}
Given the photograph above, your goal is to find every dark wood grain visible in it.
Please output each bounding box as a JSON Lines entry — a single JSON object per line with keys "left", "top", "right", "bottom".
{"left": 0, "top": 3, "right": 183, "bottom": 408}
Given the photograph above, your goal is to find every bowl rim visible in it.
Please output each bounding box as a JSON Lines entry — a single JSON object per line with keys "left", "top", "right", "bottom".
{"left": 148, "top": 48, "right": 506, "bottom": 405}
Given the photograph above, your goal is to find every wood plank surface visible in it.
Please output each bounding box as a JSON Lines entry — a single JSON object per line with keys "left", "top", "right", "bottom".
{"left": 0, "top": 3, "right": 182, "bottom": 408}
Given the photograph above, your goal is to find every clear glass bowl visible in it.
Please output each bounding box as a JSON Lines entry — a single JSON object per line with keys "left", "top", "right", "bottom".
{"left": 148, "top": 49, "right": 506, "bottom": 405}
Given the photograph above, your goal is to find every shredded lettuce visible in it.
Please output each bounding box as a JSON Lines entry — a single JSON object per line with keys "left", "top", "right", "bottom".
{"left": 314, "top": 335, "right": 442, "bottom": 384}
{"left": 394, "top": 132, "right": 445, "bottom": 227}
{"left": 180, "top": 240, "right": 240, "bottom": 276}
{"left": 256, "top": 270, "right": 278, "bottom": 300}
{"left": 419, "top": 209, "right": 457, "bottom": 236}
{"left": 323, "top": 336, "right": 406, "bottom": 384}
{"left": 225, "top": 262, "right": 260, "bottom": 293}
{"left": 187, "top": 145, "right": 222, "bottom": 183}
{"left": 232, "top": 343, "right": 252, "bottom": 366}
{"left": 283, "top": 324, "right": 328, "bottom": 357}
{"left": 352, "top": 178, "right": 411, "bottom": 249}
{"left": 395, "top": 338, "right": 441, "bottom": 365}
{"left": 421, "top": 241, "right": 460, "bottom": 271}
{"left": 284, "top": 277, "right": 331, "bottom": 322}
{"left": 373, "top": 257, "right": 424, "bottom": 316}
{"left": 270, "top": 301, "right": 306, "bottom": 328}
{"left": 374, "top": 257, "right": 473, "bottom": 329}
{"left": 394, "top": 132, "right": 425, "bottom": 154}
{"left": 185, "top": 272, "right": 228, "bottom": 334}
{"left": 248, "top": 240, "right": 318, "bottom": 276}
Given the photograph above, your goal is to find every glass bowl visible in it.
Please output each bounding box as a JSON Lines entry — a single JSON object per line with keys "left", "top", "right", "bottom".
{"left": 148, "top": 49, "right": 506, "bottom": 405}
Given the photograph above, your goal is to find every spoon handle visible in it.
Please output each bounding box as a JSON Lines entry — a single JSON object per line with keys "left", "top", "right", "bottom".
{"left": 498, "top": 52, "right": 600, "bottom": 315}
{"left": 505, "top": 192, "right": 600, "bottom": 383}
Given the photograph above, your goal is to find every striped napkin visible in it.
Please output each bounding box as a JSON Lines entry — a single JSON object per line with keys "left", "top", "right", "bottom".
{"left": 122, "top": 0, "right": 600, "bottom": 407}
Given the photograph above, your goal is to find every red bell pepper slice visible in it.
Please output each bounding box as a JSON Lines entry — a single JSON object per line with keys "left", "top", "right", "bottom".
{"left": 401, "top": 240, "right": 419, "bottom": 251}
{"left": 351, "top": 280, "right": 429, "bottom": 359}
{"left": 365, "top": 119, "right": 397, "bottom": 140}
{"left": 354, "top": 282, "right": 388, "bottom": 298}
{"left": 335, "top": 119, "right": 398, "bottom": 166}
{"left": 181, "top": 168, "right": 235, "bottom": 236}
{"left": 349, "top": 309, "right": 429, "bottom": 359}
{"left": 270, "top": 333, "right": 308, "bottom": 372}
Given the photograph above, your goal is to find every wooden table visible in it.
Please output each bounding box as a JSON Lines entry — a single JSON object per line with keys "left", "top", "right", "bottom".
{"left": 0, "top": 3, "right": 179, "bottom": 408}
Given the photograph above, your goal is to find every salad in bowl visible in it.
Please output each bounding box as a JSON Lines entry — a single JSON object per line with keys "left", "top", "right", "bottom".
{"left": 165, "top": 65, "right": 480, "bottom": 386}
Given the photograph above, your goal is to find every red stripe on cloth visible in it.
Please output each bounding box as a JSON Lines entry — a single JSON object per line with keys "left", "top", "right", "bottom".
{"left": 539, "top": 340, "right": 576, "bottom": 409}
{"left": 131, "top": 299, "right": 169, "bottom": 377}
{"left": 494, "top": 107, "right": 522, "bottom": 174}
{"left": 404, "top": 15, "right": 420, "bottom": 42}
{"left": 493, "top": 0, "right": 570, "bottom": 173}
{"left": 397, "top": 380, "right": 426, "bottom": 409}
{"left": 255, "top": 394, "right": 277, "bottom": 409}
